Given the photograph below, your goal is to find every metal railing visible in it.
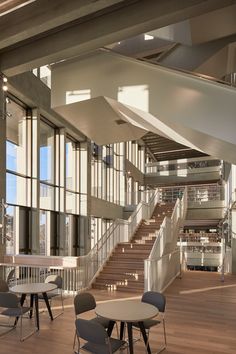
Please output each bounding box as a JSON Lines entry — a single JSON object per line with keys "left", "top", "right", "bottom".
{"left": 144, "top": 187, "right": 187, "bottom": 292}
{"left": 187, "top": 184, "right": 224, "bottom": 202}
{"left": 145, "top": 157, "right": 221, "bottom": 174}
{"left": 144, "top": 250, "right": 180, "bottom": 293}
{"left": 0, "top": 189, "right": 161, "bottom": 293}
{"left": 0, "top": 255, "right": 83, "bottom": 293}
{"left": 84, "top": 188, "right": 160, "bottom": 287}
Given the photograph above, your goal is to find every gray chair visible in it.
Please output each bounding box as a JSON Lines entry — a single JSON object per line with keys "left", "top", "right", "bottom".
{"left": 133, "top": 291, "right": 167, "bottom": 353}
{"left": 0, "top": 279, "right": 21, "bottom": 302}
{"left": 0, "top": 292, "right": 37, "bottom": 341}
{"left": 0, "top": 279, "right": 9, "bottom": 292}
{"left": 73, "top": 292, "right": 112, "bottom": 353}
{"left": 6, "top": 268, "right": 16, "bottom": 286}
{"left": 38, "top": 274, "right": 64, "bottom": 318}
{"left": 75, "top": 318, "right": 127, "bottom": 354}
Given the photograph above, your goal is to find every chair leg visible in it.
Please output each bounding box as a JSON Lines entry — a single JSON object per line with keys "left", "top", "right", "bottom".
{"left": 73, "top": 329, "right": 80, "bottom": 353}
{"left": 155, "top": 321, "right": 167, "bottom": 354}
{"left": 46, "top": 292, "right": 64, "bottom": 320}
{"left": 163, "top": 319, "right": 167, "bottom": 346}
{"left": 20, "top": 311, "right": 38, "bottom": 341}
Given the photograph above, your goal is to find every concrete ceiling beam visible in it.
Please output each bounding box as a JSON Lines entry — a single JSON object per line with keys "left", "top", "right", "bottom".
{"left": 0, "top": 0, "right": 125, "bottom": 49}
{"left": 1, "top": 0, "right": 235, "bottom": 76}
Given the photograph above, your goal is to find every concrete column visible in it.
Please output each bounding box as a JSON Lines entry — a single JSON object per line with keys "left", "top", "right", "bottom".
{"left": 80, "top": 140, "right": 91, "bottom": 255}
{"left": 0, "top": 87, "right": 6, "bottom": 276}
{"left": 231, "top": 209, "right": 236, "bottom": 274}
{"left": 31, "top": 108, "right": 40, "bottom": 254}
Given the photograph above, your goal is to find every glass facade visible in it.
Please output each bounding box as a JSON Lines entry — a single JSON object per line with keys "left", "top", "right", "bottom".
{"left": 91, "top": 142, "right": 126, "bottom": 205}
{"left": 6, "top": 96, "right": 32, "bottom": 254}
{"left": 66, "top": 136, "right": 80, "bottom": 214}
{"left": 91, "top": 141, "right": 146, "bottom": 207}
{"left": 5, "top": 94, "right": 87, "bottom": 256}
{"left": 4, "top": 92, "right": 146, "bottom": 256}
{"left": 90, "top": 217, "right": 112, "bottom": 249}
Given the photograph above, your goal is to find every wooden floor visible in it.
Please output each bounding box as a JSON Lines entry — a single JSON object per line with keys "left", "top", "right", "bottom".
{"left": 1, "top": 271, "right": 236, "bottom": 353}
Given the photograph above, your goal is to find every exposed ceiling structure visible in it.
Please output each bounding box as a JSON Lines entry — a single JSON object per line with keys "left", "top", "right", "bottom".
{"left": 0, "top": 0, "right": 33, "bottom": 17}
{"left": 1, "top": 0, "right": 236, "bottom": 162}
{"left": 0, "top": 0, "right": 235, "bottom": 75}
{"left": 142, "top": 132, "right": 208, "bottom": 162}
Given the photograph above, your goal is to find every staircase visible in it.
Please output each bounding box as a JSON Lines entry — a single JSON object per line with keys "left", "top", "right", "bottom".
{"left": 92, "top": 202, "right": 175, "bottom": 293}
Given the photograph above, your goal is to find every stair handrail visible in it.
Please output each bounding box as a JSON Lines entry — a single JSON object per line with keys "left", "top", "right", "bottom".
{"left": 144, "top": 187, "right": 188, "bottom": 292}
{"left": 127, "top": 188, "right": 160, "bottom": 241}
{"left": 82, "top": 188, "right": 161, "bottom": 288}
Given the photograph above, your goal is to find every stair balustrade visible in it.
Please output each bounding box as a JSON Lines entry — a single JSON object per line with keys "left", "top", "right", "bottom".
{"left": 144, "top": 187, "right": 187, "bottom": 292}
{"left": 85, "top": 188, "right": 161, "bottom": 288}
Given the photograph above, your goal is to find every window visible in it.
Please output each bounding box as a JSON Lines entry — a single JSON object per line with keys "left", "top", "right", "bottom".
{"left": 6, "top": 96, "right": 32, "bottom": 255}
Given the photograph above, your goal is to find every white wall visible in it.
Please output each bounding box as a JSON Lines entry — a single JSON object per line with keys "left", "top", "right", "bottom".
{"left": 51, "top": 50, "right": 236, "bottom": 163}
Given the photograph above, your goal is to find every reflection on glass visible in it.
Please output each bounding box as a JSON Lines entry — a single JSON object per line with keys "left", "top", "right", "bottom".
{"left": 40, "top": 183, "right": 56, "bottom": 210}
{"left": 66, "top": 137, "right": 80, "bottom": 214}
{"left": 39, "top": 210, "right": 49, "bottom": 255}
{"left": 66, "top": 138, "right": 77, "bottom": 190}
{"left": 6, "top": 173, "right": 31, "bottom": 206}
{"left": 65, "top": 215, "right": 70, "bottom": 255}
{"left": 40, "top": 120, "right": 55, "bottom": 183}
{"left": 5, "top": 205, "right": 15, "bottom": 255}
{"left": 6, "top": 98, "right": 29, "bottom": 176}
{"left": 66, "top": 191, "right": 80, "bottom": 214}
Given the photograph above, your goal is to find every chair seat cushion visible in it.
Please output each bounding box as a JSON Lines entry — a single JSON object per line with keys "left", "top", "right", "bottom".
{"left": 1, "top": 306, "right": 31, "bottom": 317}
{"left": 133, "top": 319, "right": 161, "bottom": 329}
{"left": 82, "top": 337, "right": 126, "bottom": 354}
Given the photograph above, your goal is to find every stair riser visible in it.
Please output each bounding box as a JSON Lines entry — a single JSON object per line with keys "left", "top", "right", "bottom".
{"left": 91, "top": 203, "right": 174, "bottom": 292}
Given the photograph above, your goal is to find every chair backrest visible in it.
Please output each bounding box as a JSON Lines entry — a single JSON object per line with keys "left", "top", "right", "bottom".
{"left": 74, "top": 292, "right": 96, "bottom": 316}
{"left": 45, "top": 274, "right": 63, "bottom": 289}
{"left": 75, "top": 318, "right": 107, "bottom": 345}
{"left": 6, "top": 269, "right": 15, "bottom": 285}
{"left": 142, "top": 291, "right": 166, "bottom": 313}
{"left": 0, "top": 279, "right": 9, "bottom": 292}
{"left": 0, "top": 292, "right": 19, "bottom": 308}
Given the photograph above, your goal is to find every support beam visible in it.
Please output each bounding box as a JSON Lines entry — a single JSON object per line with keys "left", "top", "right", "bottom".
{"left": 0, "top": 0, "right": 125, "bottom": 49}
{"left": 0, "top": 0, "right": 235, "bottom": 76}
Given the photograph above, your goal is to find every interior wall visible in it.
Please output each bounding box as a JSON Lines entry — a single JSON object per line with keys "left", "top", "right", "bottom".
{"left": 91, "top": 196, "right": 123, "bottom": 219}
{"left": 51, "top": 50, "right": 236, "bottom": 163}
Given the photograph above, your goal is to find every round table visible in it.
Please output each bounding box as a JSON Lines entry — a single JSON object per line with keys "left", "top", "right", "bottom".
{"left": 11, "top": 283, "right": 57, "bottom": 330}
{"left": 96, "top": 299, "right": 158, "bottom": 354}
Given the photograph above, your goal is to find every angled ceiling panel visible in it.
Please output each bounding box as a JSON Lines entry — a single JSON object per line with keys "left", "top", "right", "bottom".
{"left": 53, "top": 96, "right": 147, "bottom": 145}
{"left": 51, "top": 50, "right": 236, "bottom": 163}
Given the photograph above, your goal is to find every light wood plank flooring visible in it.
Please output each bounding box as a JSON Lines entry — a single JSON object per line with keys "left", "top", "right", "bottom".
{"left": 1, "top": 271, "right": 236, "bottom": 354}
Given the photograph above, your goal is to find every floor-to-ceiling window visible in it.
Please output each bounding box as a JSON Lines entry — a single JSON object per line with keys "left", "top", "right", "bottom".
{"left": 39, "top": 118, "right": 58, "bottom": 255}
{"left": 6, "top": 95, "right": 32, "bottom": 254}
{"left": 91, "top": 142, "right": 125, "bottom": 206}
{"left": 125, "top": 140, "right": 145, "bottom": 205}
{"left": 5, "top": 93, "right": 87, "bottom": 257}
{"left": 90, "top": 217, "right": 112, "bottom": 249}
{"left": 65, "top": 136, "right": 81, "bottom": 255}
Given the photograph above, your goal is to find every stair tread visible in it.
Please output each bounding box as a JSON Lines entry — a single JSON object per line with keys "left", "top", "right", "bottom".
{"left": 91, "top": 203, "right": 175, "bottom": 291}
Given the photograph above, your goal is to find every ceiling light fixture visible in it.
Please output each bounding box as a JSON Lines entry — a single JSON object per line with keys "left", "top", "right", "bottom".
{"left": 0, "top": 73, "right": 8, "bottom": 92}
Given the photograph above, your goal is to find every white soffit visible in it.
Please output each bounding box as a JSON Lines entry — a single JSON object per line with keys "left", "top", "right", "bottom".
{"left": 53, "top": 96, "right": 147, "bottom": 145}
{"left": 106, "top": 97, "right": 201, "bottom": 151}
{"left": 51, "top": 50, "right": 236, "bottom": 162}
